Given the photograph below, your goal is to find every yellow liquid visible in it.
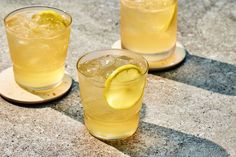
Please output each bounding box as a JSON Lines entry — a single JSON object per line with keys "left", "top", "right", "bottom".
{"left": 79, "top": 74, "right": 144, "bottom": 140}
{"left": 5, "top": 10, "right": 71, "bottom": 90}
{"left": 121, "top": 0, "right": 177, "bottom": 54}
{"left": 78, "top": 55, "right": 146, "bottom": 140}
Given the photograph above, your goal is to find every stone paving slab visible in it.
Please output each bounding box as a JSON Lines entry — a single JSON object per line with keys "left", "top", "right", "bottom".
{"left": 0, "top": 0, "right": 235, "bottom": 156}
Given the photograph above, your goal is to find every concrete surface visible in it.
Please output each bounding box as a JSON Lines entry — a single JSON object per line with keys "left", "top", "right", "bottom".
{"left": 0, "top": 0, "right": 235, "bottom": 156}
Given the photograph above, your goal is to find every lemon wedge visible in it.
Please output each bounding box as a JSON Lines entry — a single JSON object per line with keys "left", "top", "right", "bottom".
{"left": 161, "top": 4, "right": 176, "bottom": 31}
{"left": 155, "top": 4, "right": 177, "bottom": 32}
{"left": 32, "top": 10, "right": 68, "bottom": 27}
{"left": 104, "top": 64, "right": 145, "bottom": 110}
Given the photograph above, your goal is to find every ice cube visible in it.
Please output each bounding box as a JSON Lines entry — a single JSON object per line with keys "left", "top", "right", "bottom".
{"left": 6, "top": 14, "right": 25, "bottom": 27}
{"left": 98, "top": 55, "right": 116, "bottom": 68}
{"left": 92, "top": 55, "right": 115, "bottom": 79}
{"left": 115, "top": 55, "right": 131, "bottom": 67}
{"left": 101, "top": 66, "right": 116, "bottom": 79}
{"left": 79, "top": 59, "right": 101, "bottom": 77}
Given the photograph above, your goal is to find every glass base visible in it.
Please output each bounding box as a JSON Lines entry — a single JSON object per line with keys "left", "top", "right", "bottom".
{"left": 112, "top": 40, "right": 186, "bottom": 70}
{"left": 13, "top": 66, "right": 65, "bottom": 92}
{"left": 0, "top": 67, "right": 73, "bottom": 104}
{"left": 122, "top": 44, "right": 176, "bottom": 62}
{"left": 84, "top": 113, "right": 139, "bottom": 140}
{"left": 142, "top": 45, "right": 176, "bottom": 62}
{"left": 16, "top": 78, "right": 63, "bottom": 92}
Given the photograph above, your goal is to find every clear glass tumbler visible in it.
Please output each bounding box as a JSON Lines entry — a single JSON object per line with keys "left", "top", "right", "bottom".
{"left": 121, "top": 0, "right": 177, "bottom": 62}
{"left": 4, "top": 6, "right": 72, "bottom": 90}
{"left": 77, "top": 49, "right": 148, "bottom": 140}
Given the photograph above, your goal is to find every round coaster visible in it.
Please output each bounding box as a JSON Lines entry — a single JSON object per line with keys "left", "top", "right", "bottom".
{"left": 112, "top": 40, "right": 186, "bottom": 70}
{"left": 0, "top": 67, "right": 72, "bottom": 104}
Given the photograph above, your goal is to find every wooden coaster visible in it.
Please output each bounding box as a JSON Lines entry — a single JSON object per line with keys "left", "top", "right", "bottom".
{"left": 112, "top": 40, "right": 186, "bottom": 70}
{"left": 0, "top": 67, "right": 72, "bottom": 104}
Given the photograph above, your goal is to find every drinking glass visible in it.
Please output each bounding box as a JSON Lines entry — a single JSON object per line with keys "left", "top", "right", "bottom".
{"left": 121, "top": 0, "right": 177, "bottom": 62}
{"left": 77, "top": 49, "right": 148, "bottom": 140}
{"left": 4, "top": 6, "right": 72, "bottom": 90}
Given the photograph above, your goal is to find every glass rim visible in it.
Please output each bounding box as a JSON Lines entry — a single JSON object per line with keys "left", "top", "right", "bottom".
{"left": 76, "top": 49, "right": 149, "bottom": 84}
{"left": 4, "top": 5, "right": 72, "bottom": 38}
{"left": 120, "top": 0, "right": 177, "bottom": 12}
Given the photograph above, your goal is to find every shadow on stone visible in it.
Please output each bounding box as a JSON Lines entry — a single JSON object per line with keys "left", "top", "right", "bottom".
{"left": 51, "top": 83, "right": 228, "bottom": 157}
{"left": 51, "top": 82, "right": 84, "bottom": 123}
{"left": 106, "top": 121, "right": 229, "bottom": 157}
{"left": 150, "top": 52, "right": 236, "bottom": 96}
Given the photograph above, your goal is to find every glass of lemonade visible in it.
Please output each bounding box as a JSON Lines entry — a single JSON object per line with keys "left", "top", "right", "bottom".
{"left": 77, "top": 49, "right": 148, "bottom": 140}
{"left": 4, "top": 6, "right": 72, "bottom": 90}
{"left": 121, "top": 0, "right": 177, "bottom": 62}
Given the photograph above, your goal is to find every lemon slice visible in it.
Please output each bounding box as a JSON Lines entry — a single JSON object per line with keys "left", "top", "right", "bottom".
{"left": 163, "top": 4, "right": 176, "bottom": 31}
{"left": 156, "top": 4, "right": 176, "bottom": 32}
{"left": 32, "top": 10, "right": 68, "bottom": 27}
{"left": 104, "top": 64, "right": 145, "bottom": 109}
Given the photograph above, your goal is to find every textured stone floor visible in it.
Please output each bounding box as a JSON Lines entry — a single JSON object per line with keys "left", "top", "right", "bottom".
{"left": 0, "top": 0, "right": 235, "bottom": 156}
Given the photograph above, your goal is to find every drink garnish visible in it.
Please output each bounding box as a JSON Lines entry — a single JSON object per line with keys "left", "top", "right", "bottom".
{"left": 104, "top": 64, "right": 145, "bottom": 109}
{"left": 32, "top": 10, "right": 68, "bottom": 28}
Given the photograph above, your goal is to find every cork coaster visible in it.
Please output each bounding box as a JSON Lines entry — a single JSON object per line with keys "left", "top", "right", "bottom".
{"left": 112, "top": 40, "right": 186, "bottom": 70}
{"left": 0, "top": 67, "right": 72, "bottom": 104}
